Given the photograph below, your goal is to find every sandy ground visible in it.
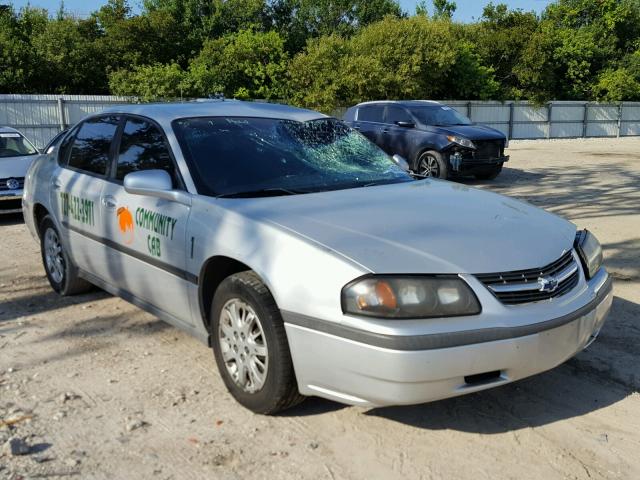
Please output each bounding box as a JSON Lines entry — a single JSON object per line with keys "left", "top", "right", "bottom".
{"left": 1, "top": 137, "right": 639, "bottom": 480}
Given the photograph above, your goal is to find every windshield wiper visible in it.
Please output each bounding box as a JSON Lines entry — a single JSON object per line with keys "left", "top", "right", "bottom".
{"left": 215, "top": 187, "right": 306, "bottom": 198}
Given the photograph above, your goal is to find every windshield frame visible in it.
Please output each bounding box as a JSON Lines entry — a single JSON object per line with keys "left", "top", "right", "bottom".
{"left": 172, "top": 115, "right": 413, "bottom": 198}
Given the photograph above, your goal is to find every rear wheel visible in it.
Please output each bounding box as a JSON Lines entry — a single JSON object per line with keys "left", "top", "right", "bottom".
{"left": 211, "top": 271, "right": 304, "bottom": 414}
{"left": 39, "top": 216, "right": 92, "bottom": 296}
{"left": 415, "top": 151, "right": 448, "bottom": 179}
{"left": 474, "top": 163, "right": 503, "bottom": 180}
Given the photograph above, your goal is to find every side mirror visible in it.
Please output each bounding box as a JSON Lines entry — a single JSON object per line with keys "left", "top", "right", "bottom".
{"left": 392, "top": 154, "right": 410, "bottom": 172}
{"left": 395, "top": 121, "right": 415, "bottom": 128}
{"left": 124, "top": 169, "right": 192, "bottom": 206}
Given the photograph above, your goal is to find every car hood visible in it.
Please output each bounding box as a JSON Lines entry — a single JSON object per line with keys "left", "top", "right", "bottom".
{"left": 429, "top": 124, "right": 505, "bottom": 141}
{"left": 226, "top": 180, "right": 576, "bottom": 274}
{"left": 0, "top": 154, "right": 37, "bottom": 178}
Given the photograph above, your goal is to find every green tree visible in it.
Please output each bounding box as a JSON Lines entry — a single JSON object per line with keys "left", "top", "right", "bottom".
{"left": 109, "top": 63, "right": 190, "bottom": 100}
{"left": 432, "top": 0, "right": 456, "bottom": 20}
{"left": 469, "top": 3, "right": 539, "bottom": 98}
{"left": 188, "top": 29, "right": 289, "bottom": 99}
{"left": 143, "top": 0, "right": 268, "bottom": 45}
{"left": 269, "top": 0, "right": 404, "bottom": 53}
{"left": 288, "top": 15, "right": 499, "bottom": 111}
{"left": 515, "top": 0, "right": 640, "bottom": 101}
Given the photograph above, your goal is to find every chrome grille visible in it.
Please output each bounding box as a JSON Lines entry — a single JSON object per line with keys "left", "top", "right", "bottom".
{"left": 475, "top": 251, "right": 580, "bottom": 305}
{"left": 0, "top": 177, "right": 25, "bottom": 191}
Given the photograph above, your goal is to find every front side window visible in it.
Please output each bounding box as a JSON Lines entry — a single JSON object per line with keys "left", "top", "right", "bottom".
{"left": 357, "top": 106, "right": 384, "bottom": 123}
{"left": 410, "top": 106, "right": 472, "bottom": 126}
{"left": 385, "top": 106, "right": 413, "bottom": 124}
{"left": 68, "top": 116, "right": 120, "bottom": 175}
{"left": 173, "top": 117, "right": 412, "bottom": 197}
{"left": 0, "top": 132, "right": 38, "bottom": 158}
{"left": 116, "top": 118, "right": 176, "bottom": 186}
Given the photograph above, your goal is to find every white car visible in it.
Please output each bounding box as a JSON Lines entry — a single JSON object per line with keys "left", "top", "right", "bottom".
{"left": 22, "top": 101, "right": 612, "bottom": 414}
{"left": 1, "top": 127, "right": 39, "bottom": 214}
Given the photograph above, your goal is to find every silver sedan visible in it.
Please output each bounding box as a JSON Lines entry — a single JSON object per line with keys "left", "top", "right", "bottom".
{"left": 22, "top": 101, "right": 612, "bottom": 414}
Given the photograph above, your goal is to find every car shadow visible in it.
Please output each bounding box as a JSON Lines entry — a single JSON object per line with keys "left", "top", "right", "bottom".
{"left": 0, "top": 212, "right": 24, "bottom": 226}
{"left": 285, "top": 293, "right": 637, "bottom": 433}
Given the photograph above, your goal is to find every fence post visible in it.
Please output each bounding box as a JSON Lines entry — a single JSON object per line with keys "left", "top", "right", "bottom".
{"left": 508, "top": 101, "right": 514, "bottom": 140}
{"left": 617, "top": 102, "right": 623, "bottom": 138}
{"left": 467, "top": 101, "right": 472, "bottom": 121}
{"left": 57, "top": 97, "right": 66, "bottom": 131}
{"left": 546, "top": 102, "right": 552, "bottom": 139}
{"left": 582, "top": 102, "right": 589, "bottom": 137}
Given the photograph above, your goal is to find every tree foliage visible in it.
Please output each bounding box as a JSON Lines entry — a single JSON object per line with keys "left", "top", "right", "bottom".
{"left": 2, "top": 0, "right": 640, "bottom": 110}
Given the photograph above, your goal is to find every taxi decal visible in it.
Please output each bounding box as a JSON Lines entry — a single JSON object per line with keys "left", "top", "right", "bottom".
{"left": 117, "top": 207, "right": 135, "bottom": 245}
{"left": 135, "top": 208, "right": 178, "bottom": 240}
{"left": 110, "top": 207, "right": 180, "bottom": 259}
{"left": 59, "top": 192, "right": 94, "bottom": 226}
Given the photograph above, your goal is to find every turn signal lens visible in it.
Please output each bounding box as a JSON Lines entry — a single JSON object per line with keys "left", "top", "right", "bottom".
{"left": 342, "top": 276, "right": 481, "bottom": 319}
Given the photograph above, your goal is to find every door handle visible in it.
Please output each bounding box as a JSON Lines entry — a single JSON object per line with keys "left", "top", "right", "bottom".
{"left": 382, "top": 128, "right": 389, "bottom": 133}
{"left": 101, "top": 196, "right": 117, "bottom": 209}
{"left": 353, "top": 126, "right": 361, "bottom": 130}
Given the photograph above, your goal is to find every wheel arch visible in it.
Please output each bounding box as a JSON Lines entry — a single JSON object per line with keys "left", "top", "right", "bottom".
{"left": 412, "top": 144, "right": 441, "bottom": 169}
{"left": 33, "top": 203, "right": 50, "bottom": 238}
{"left": 198, "top": 256, "right": 277, "bottom": 338}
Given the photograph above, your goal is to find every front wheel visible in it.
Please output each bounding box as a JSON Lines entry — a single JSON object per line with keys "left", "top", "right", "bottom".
{"left": 415, "top": 151, "right": 448, "bottom": 179}
{"left": 39, "top": 216, "right": 92, "bottom": 296}
{"left": 211, "top": 271, "right": 304, "bottom": 414}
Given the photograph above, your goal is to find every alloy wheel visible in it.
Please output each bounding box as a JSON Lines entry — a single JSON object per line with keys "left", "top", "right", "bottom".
{"left": 218, "top": 298, "right": 269, "bottom": 393}
{"left": 418, "top": 154, "right": 440, "bottom": 177}
{"left": 44, "top": 228, "right": 65, "bottom": 284}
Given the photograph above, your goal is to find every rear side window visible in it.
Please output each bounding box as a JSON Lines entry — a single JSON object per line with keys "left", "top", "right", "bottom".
{"left": 116, "top": 118, "right": 177, "bottom": 186}
{"left": 68, "top": 116, "right": 120, "bottom": 175}
{"left": 358, "top": 106, "right": 384, "bottom": 123}
{"left": 385, "top": 106, "right": 412, "bottom": 124}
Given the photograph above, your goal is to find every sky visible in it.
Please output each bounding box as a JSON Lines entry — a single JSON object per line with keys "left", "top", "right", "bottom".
{"left": 7, "top": 0, "right": 554, "bottom": 21}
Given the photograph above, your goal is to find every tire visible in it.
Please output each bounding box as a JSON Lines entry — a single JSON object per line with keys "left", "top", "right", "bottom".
{"left": 211, "top": 271, "right": 305, "bottom": 414}
{"left": 39, "top": 215, "right": 92, "bottom": 296}
{"left": 474, "top": 163, "right": 503, "bottom": 180}
{"left": 415, "top": 150, "right": 448, "bottom": 179}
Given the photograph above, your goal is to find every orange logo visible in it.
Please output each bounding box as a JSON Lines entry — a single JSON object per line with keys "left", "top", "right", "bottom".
{"left": 117, "top": 206, "right": 134, "bottom": 245}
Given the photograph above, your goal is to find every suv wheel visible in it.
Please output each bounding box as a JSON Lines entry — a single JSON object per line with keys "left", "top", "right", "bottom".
{"left": 211, "top": 271, "right": 304, "bottom": 414}
{"left": 416, "top": 151, "right": 448, "bottom": 179}
{"left": 40, "top": 215, "right": 92, "bottom": 295}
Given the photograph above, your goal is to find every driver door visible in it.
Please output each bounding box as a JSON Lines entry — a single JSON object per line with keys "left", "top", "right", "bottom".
{"left": 100, "top": 116, "right": 194, "bottom": 325}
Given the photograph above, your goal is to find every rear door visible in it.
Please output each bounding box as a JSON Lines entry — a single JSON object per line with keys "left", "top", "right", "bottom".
{"left": 50, "top": 115, "right": 120, "bottom": 281}
{"left": 100, "top": 115, "right": 194, "bottom": 324}
{"left": 353, "top": 105, "right": 385, "bottom": 148}
{"left": 382, "top": 105, "right": 414, "bottom": 157}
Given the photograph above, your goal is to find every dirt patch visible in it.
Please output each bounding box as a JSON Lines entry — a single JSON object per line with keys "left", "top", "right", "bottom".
{"left": 1, "top": 137, "right": 640, "bottom": 480}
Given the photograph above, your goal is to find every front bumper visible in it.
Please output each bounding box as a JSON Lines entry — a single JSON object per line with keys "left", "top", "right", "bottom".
{"left": 284, "top": 272, "right": 612, "bottom": 407}
{"left": 0, "top": 190, "right": 24, "bottom": 214}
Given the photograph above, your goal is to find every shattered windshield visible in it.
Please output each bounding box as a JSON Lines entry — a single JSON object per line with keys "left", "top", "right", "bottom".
{"left": 173, "top": 117, "right": 412, "bottom": 197}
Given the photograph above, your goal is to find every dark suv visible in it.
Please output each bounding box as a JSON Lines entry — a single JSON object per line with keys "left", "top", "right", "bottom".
{"left": 344, "top": 101, "right": 509, "bottom": 180}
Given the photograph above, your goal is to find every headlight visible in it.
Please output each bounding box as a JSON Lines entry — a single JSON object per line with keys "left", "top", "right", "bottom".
{"left": 574, "top": 230, "right": 603, "bottom": 279}
{"left": 447, "top": 135, "right": 476, "bottom": 149}
{"left": 341, "top": 276, "right": 481, "bottom": 319}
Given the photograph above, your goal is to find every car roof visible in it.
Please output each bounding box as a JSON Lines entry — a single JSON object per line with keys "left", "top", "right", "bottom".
{"left": 0, "top": 126, "right": 22, "bottom": 134}
{"left": 354, "top": 100, "right": 443, "bottom": 108}
{"left": 99, "top": 100, "right": 327, "bottom": 123}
